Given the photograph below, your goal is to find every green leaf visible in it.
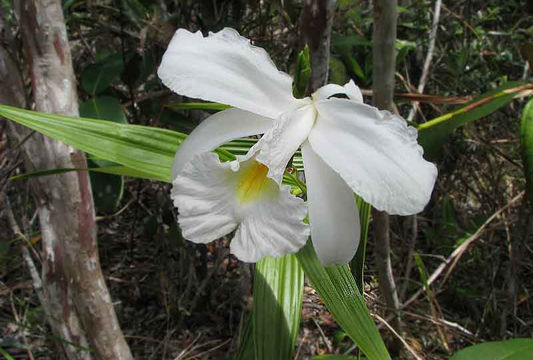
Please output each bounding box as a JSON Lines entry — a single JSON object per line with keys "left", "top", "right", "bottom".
{"left": 0, "top": 347, "right": 15, "bottom": 360}
{"left": 0, "top": 104, "right": 184, "bottom": 182}
{"left": 0, "top": 105, "right": 257, "bottom": 182}
{"left": 235, "top": 314, "right": 255, "bottom": 360}
{"left": 293, "top": 45, "right": 311, "bottom": 98}
{"left": 253, "top": 255, "right": 303, "bottom": 360}
{"left": 413, "top": 252, "right": 433, "bottom": 300}
{"left": 296, "top": 241, "right": 391, "bottom": 360}
{"left": 520, "top": 98, "right": 533, "bottom": 206}
{"left": 79, "top": 96, "right": 128, "bottom": 124}
{"left": 418, "top": 82, "right": 527, "bottom": 158}
{"left": 10, "top": 165, "right": 159, "bottom": 182}
{"left": 81, "top": 53, "right": 124, "bottom": 95}
{"left": 166, "top": 102, "right": 232, "bottom": 111}
{"left": 351, "top": 197, "right": 371, "bottom": 291}
{"left": 450, "top": 338, "right": 533, "bottom": 360}
{"left": 344, "top": 54, "right": 366, "bottom": 81}
{"left": 329, "top": 56, "right": 349, "bottom": 85}
{"left": 79, "top": 95, "right": 128, "bottom": 213}
{"left": 312, "top": 356, "right": 360, "bottom": 360}
{"left": 395, "top": 39, "right": 416, "bottom": 64}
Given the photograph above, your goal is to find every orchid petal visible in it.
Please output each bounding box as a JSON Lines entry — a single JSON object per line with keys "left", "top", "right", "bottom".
{"left": 302, "top": 141, "right": 360, "bottom": 265}
{"left": 172, "top": 152, "right": 239, "bottom": 243}
{"left": 312, "top": 80, "right": 363, "bottom": 102}
{"left": 158, "top": 28, "right": 304, "bottom": 119}
{"left": 173, "top": 152, "right": 309, "bottom": 262}
{"left": 172, "top": 108, "right": 272, "bottom": 179}
{"left": 251, "top": 104, "right": 316, "bottom": 183}
{"left": 310, "top": 98, "right": 437, "bottom": 215}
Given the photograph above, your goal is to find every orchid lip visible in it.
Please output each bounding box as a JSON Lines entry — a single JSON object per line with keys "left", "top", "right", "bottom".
{"left": 234, "top": 160, "right": 278, "bottom": 205}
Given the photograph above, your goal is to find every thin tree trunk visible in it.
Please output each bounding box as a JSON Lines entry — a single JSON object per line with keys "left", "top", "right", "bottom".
{"left": 2, "top": 1, "right": 135, "bottom": 359}
{"left": 372, "top": 0, "right": 402, "bottom": 340}
{"left": 300, "top": 0, "right": 337, "bottom": 92}
{"left": 0, "top": 19, "right": 90, "bottom": 360}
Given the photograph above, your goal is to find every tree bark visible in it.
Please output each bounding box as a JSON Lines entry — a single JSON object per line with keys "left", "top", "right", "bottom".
{"left": 0, "top": 19, "right": 90, "bottom": 360}
{"left": 2, "top": 1, "right": 135, "bottom": 359}
{"left": 372, "top": 0, "right": 402, "bottom": 339}
{"left": 299, "top": 0, "right": 337, "bottom": 91}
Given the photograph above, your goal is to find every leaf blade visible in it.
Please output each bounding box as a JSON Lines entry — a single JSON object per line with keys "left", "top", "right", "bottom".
{"left": 449, "top": 338, "right": 533, "bottom": 360}
{"left": 0, "top": 104, "right": 184, "bottom": 181}
{"left": 296, "top": 241, "right": 391, "bottom": 360}
{"left": 253, "top": 254, "right": 304, "bottom": 360}
{"left": 418, "top": 82, "right": 529, "bottom": 158}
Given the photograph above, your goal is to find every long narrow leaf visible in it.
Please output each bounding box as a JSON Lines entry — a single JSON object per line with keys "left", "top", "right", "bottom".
{"left": 166, "top": 102, "right": 231, "bottom": 111}
{"left": 253, "top": 255, "right": 304, "bottom": 360}
{"left": 351, "top": 197, "right": 371, "bottom": 291}
{"left": 235, "top": 313, "right": 255, "bottom": 360}
{"left": 418, "top": 82, "right": 530, "bottom": 158}
{"left": 296, "top": 241, "right": 391, "bottom": 360}
{"left": 0, "top": 105, "right": 235, "bottom": 182}
{"left": 0, "top": 104, "right": 182, "bottom": 181}
{"left": 0, "top": 347, "right": 15, "bottom": 360}
{"left": 10, "top": 165, "right": 159, "bottom": 182}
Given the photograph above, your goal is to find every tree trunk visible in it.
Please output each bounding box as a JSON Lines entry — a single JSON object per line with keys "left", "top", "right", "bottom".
{"left": 3, "top": 1, "right": 135, "bottom": 359}
{"left": 372, "top": 0, "right": 402, "bottom": 341}
{"left": 299, "top": 0, "right": 337, "bottom": 92}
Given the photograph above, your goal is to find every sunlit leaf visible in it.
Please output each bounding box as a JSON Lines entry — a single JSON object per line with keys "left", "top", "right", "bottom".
{"left": 450, "top": 338, "right": 533, "bottom": 360}
{"left": 0, "top": 105, "right": 276, "bottom": 182}
{"left": 296, "top": 241, "right": 391, "bottom": 360}
{"left": 253, "top": 255, "right": 303, "bottom": 360}
{"left": 0, "top": 104, "right": 185, "bottom": 182}
{"left": 0, "top": 347, "right": 15, "bottom": 360}
{"left": 418, "top": 82, "right": 528, "bottom": 158}
{"left": 10, "top": 166, "right": 159, "bottom": 182}
{"left": 79, "top": 95, "right": 128, "bottom": 213}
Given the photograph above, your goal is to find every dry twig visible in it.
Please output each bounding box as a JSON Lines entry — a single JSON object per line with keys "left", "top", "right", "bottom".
{"left": 403, "top": 191, "right": 525, "bottom": 308}
{"left": 372, "top": 313, "right": 424, "bottom": 360}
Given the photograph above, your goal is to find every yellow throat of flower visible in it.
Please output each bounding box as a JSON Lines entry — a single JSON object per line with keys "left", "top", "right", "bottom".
{"left": 235, "top": 161, "right": 274, "bottom": 205}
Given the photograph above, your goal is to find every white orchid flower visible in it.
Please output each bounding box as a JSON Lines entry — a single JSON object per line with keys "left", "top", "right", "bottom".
{"left": 158, "top": 28, "right": 438, "bottom": 265}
